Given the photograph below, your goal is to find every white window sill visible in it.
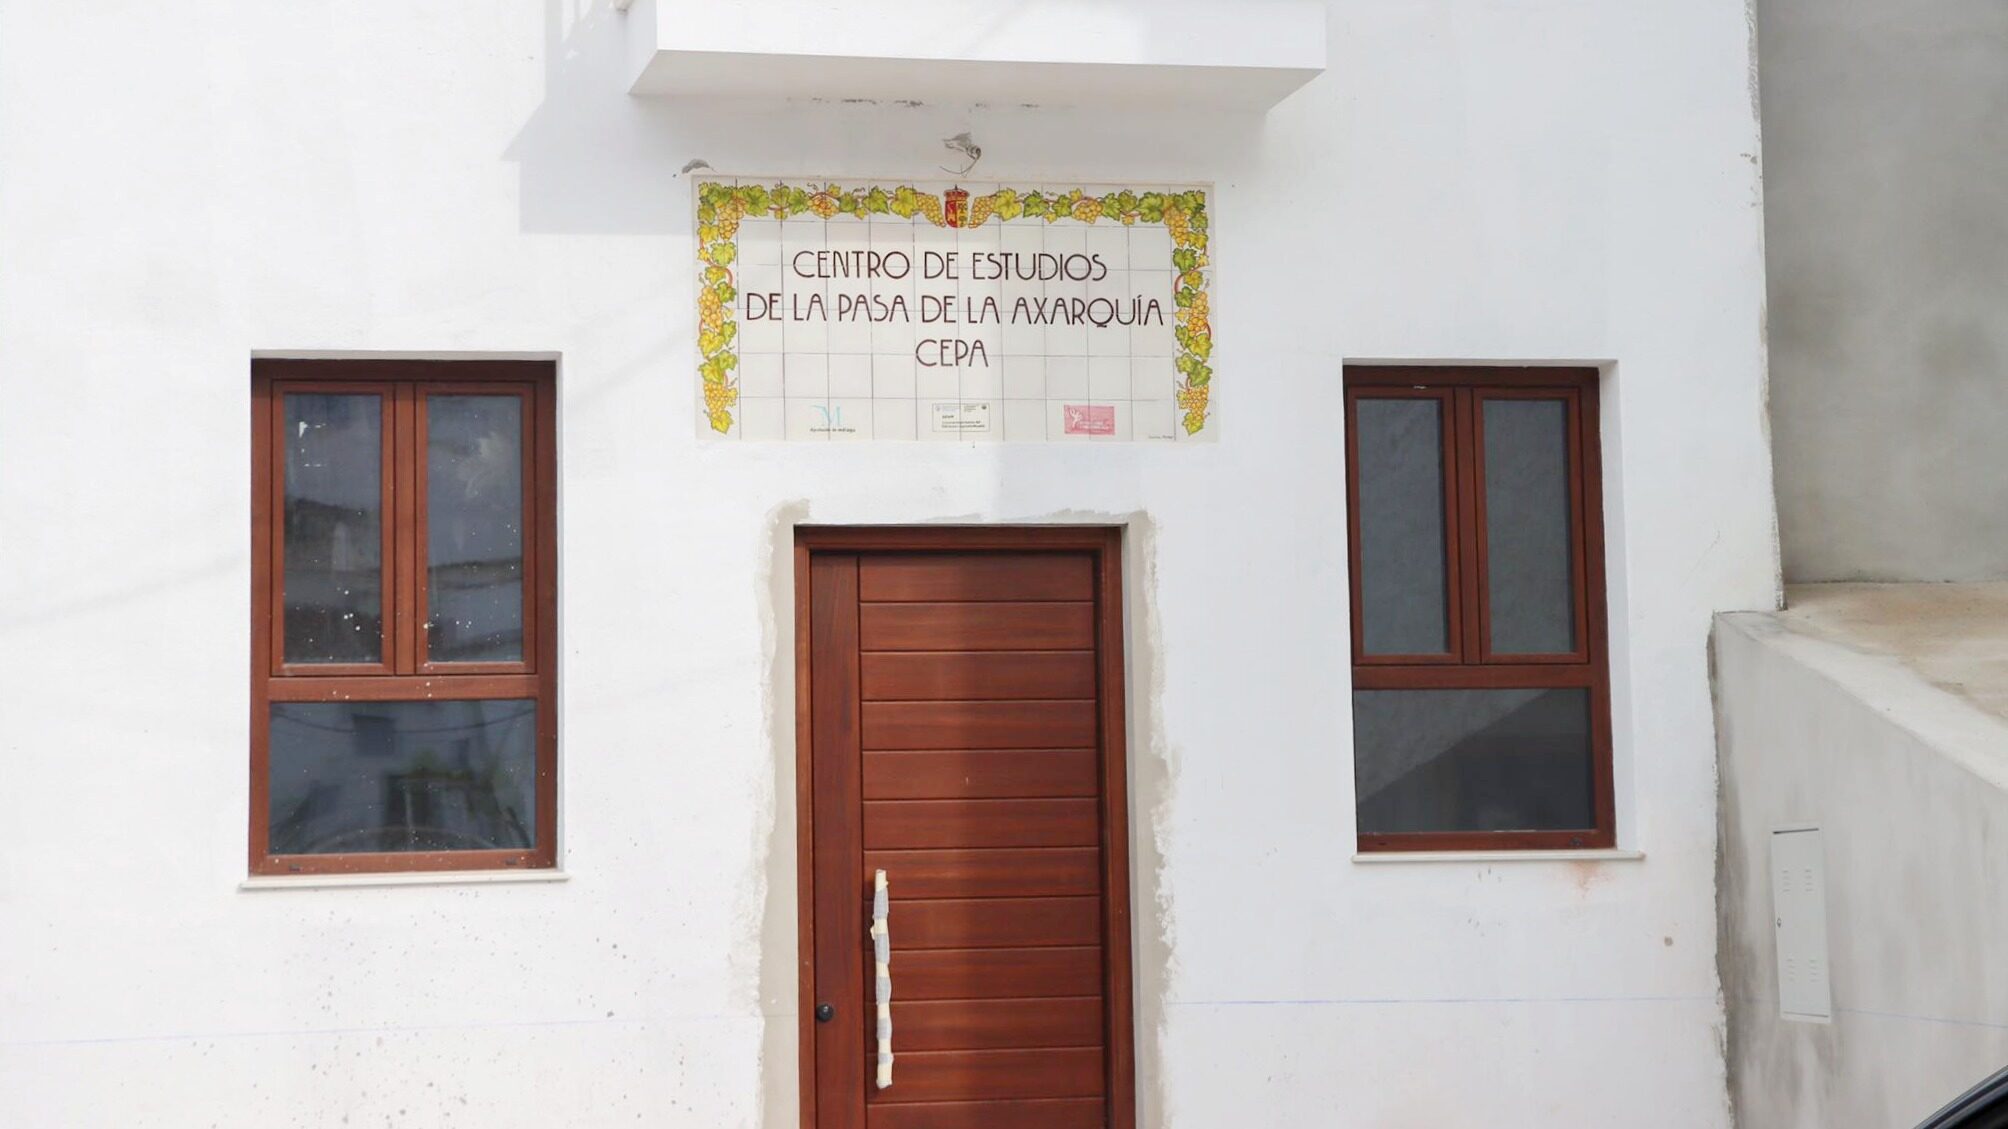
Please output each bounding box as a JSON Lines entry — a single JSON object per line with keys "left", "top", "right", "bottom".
{"left": 1352, "top": 849, "right": 1644, "bottom": 864}
{"left": 239, "top": 869, "right": 570, "bottom": 892}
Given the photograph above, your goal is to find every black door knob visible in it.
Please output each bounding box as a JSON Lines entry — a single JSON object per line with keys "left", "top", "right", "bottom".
{"left": 815, "top": 1002, "right": 835, "bottom": 1023}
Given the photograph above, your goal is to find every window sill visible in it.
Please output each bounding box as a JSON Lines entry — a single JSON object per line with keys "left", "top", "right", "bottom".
{"left": 1352, "top": 849, "right": 1644, "bottom": 864}
{"left": 239, "top": 869, "right": 570, "bottom": 892}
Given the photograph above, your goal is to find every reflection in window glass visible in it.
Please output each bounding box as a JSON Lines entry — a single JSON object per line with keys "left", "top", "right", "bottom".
{"left": 283, "top": 394, "right": 383, "bottom": 663}
{"left": 267, "top": 700, "right": 536, "bottom": 854}
{"left": 426, "top": 396, "right": 525, "bottom": 663}
{"left": 1355, "top": 399, "right": 1451, "bottom": 654}
{"left": 1354, "top": 688, "right": 1593, "bottom": 833}
{"left": 1484, "top": 399, "right": 1576, "bottom": 654}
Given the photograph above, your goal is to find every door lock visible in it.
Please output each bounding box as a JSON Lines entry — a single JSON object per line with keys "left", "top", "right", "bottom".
{"left": 815, "top": 1002, "right": 835, "bottom": 1023}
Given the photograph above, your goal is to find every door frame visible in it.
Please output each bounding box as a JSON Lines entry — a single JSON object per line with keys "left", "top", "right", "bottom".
{"left": 793, "top": 524, "right": 1137, "bottom": 1129}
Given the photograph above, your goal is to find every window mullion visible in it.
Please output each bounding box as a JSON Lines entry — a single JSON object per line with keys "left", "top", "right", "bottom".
{"left": 1567, "top": 389, "right": 1594, "bottom": 663}
{"left": 391, "top": 383, "right": 421, "bottom": 674}
{"left": 1451, "top": 387, "right": 1486, "bottom": 664}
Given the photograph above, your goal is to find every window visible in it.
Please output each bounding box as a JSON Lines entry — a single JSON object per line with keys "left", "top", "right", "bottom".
{"left": 1345, "top": 366, "right": 1612, "bottom": 851}
{"left": 250, "top": 359, "right": 557, "bottom": 874}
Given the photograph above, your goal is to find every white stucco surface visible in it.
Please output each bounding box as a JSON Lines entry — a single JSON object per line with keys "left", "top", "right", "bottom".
{"left": 0, "top": 2, "right": 1775, "bottom": 1126}
{"left": 626, "top": 0, "right": 1327, "bottom": 109}
{"left": 1715, "top": 591, "right": 2008, "bottom": 1128}
{"left": 1759, "top": 0, "right": 2008, "bottom": 582}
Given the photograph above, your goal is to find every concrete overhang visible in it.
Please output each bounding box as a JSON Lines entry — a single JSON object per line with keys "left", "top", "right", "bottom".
{"left": 621, "top": 0, "right": 1327, "bottom": 111}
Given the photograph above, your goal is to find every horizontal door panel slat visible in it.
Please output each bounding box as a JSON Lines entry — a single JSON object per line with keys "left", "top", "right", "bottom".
{"left": 864, "top": 848, "right": 1102, "bottom": 899}
{"left": 859, "top": 553, "right": 1094, "bottom": 603}
{"left": 889, "top": 997, "right": 1105, "bottom": 1052}
{"left": 885, "top": 897, "right": 1102, "bottom": 950}
{"left": 860, "top": 602, "right": 1094, "bottom": 651}
{"left": 861, "top": 650, "right": 1096, "bottom": 701}
{"left": 867, "top": 1048, "right": 1105, "bottom": 1104}
{"left": 863, "top": 701, "right": 1097, "bottom": 750}
{"left": 864, "top": 799, "right": 1100, "bottom": 849}
{"left": 863, "top": 749, "right": 1100, "bottom": 800}
{"left": 870, "top": 1097, "right": 1107, "bottom": 1129}
{"left": 894, "top": 947, "right": 1104, "bottom": 1000}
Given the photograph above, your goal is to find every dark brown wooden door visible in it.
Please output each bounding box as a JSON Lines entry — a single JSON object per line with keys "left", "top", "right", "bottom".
{"left": 801, "top": 532, "right": 1133, "bottom": 1129}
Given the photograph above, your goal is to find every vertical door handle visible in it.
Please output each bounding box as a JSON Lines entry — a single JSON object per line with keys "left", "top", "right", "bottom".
{"left": 871, "top": 868, "right": 893, "bottom": 1090}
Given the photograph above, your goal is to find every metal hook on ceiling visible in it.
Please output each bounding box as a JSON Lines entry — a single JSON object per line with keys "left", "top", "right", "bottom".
{"left": 939, "top": 133, "right": 982, "bottom": 177}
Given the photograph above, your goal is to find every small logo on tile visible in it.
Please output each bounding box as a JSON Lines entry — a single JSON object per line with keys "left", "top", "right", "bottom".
{"left": 1063, "top": 404, "right": 1116, "bottom": 436}
{"left": 932, "top": 402, "right": 992, "bottom": 433}
{"left": 811, "top": 404, "right": 856, "bottom": 435}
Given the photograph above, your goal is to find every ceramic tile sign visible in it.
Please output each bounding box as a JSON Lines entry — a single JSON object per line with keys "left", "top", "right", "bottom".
{"left": 694, "top": 179, "right": 1214, "bottom": 442}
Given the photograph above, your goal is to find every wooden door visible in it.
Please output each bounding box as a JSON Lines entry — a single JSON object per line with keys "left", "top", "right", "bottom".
{"left": 798, "top": 528, "right": 1134, "bottom": 1129}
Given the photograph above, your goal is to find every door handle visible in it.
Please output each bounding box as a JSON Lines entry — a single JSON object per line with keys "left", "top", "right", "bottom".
{"left": 871, "top": 868, "right": 893, "bottom": 1090}
{"left": 814, "top": 1002, "right": 834, "bottom": 1023}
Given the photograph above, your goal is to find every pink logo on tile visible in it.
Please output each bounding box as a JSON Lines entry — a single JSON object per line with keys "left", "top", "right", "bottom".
{"left": 1063, "top": 404, "right": 1116, "bottom": 436}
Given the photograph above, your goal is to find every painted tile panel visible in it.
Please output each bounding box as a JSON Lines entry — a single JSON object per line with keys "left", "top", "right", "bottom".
{"left": 695, "top": 178, "right": 1214, "bottom": 442}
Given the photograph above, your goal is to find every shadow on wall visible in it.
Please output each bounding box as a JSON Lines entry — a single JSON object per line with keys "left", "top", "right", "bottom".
{"left": 501, "top": 0, "right": 1273, "bottom": 236}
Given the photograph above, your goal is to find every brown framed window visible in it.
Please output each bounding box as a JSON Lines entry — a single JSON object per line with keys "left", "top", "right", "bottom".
{"left": 250, "top": 359, "right": 558, "bottom": 875}
{"left": 1345, "top": 366, "right": 1613, "bottom": 851}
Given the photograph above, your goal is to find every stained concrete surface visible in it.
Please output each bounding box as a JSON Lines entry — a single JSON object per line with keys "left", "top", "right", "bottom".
{"left": 1759, "top": 0, "right": 2008, "bottom": 581}
{"left": 1779, "top": 582, "right": 2008, "bottom": 722}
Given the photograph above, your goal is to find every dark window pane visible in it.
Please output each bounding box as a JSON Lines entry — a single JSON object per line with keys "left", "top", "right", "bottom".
{"left": 267, "top": 700, "right": 537, "bottom": 854}
{"left": 283, "top": 394, "right": 383, "bottom": 663}
{"left": 1484, "top": 399, "right": 1577, "bottom": 653}
{"left": 427, "top": 396, "right": 525, "bottom": 663}
{"left": 1354, "top": 399, "right": 1450, "bottom": 654}
{"left": 1354, "top": 688, "right": 1593, "bottom": 833}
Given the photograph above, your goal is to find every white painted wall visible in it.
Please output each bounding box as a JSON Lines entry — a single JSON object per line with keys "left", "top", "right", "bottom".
{"left": 0, "top": 2, "right": 1775, "bottom": 1126}
{"left": 1715, "top": 610, "right": 2008, "bottom": 1127}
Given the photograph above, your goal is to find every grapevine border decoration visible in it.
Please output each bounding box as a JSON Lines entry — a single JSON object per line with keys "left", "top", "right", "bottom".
{"left": 695, "top": 180, "right": 1213, "bottom": 437}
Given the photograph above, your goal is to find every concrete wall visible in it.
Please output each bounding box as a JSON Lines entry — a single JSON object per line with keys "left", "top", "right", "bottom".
{"left": 1715, "top": 610, "right": 2008, "bottom": 1128}
{"left": 1759, "top": 0, "right": 2008, "bottom": 581}
{"left": 0, "top": 2, "right": 1775, "bottom": 1126}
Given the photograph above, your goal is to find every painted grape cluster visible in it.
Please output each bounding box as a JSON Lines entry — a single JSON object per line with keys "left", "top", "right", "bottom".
{"left": 695, "top": 181, "right": 1213, "bottom": 436}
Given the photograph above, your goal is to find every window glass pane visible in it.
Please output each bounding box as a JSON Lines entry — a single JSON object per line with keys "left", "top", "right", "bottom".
{"left": 1483, "top": 398, "right": 1577, "bottom": 654}
{"left": 1354, "top": 688, "right": 1593, "bottom": 833}
{"left": 1354, "top": 398, "right": 1451, "bottom": 654}
{"left": 268, "top": 700, "right": 537, "bottom": 854}
{"left": 427, "top": 395, "right": 525, "bottom": 663}
{"left": 283, "top": 393, "right": 383, "bottom": 663}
